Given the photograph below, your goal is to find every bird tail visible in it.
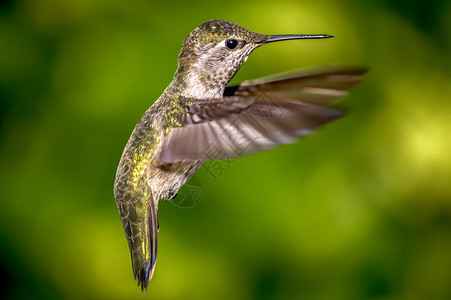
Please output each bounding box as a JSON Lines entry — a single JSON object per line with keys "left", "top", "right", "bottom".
{"left": 118, "top": 192, "right": 158, "bottom": 292}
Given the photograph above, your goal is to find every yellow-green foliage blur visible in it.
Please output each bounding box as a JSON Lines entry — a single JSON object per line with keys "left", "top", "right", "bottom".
{"left": 1, "top": 0, "right": 451, "bottom": 299}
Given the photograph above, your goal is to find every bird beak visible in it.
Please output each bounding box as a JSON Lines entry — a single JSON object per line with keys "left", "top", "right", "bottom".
{"left": 261, "top": 34, "right": 333, "bottom": 43}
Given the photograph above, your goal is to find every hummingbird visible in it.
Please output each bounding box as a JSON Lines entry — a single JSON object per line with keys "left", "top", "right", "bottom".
{"left": 114, "top": 19, "right": 366, "bottom": 291}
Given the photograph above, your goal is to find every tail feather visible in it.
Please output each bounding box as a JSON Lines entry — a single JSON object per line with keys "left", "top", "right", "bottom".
{"left": 133, "top": 198, "right": 158, "bottom": 292}
{"left": 117, "top": 191, "right": 159, "bottom": 292}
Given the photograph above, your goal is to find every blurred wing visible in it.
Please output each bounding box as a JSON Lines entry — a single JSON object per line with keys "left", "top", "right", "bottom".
{"left": 159, "top": 66, "right": 367, "bottom": 164}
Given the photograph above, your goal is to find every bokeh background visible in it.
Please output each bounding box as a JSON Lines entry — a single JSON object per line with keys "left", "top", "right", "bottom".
{"left": 1, "top": 0, "right": 451, "bottom": 299}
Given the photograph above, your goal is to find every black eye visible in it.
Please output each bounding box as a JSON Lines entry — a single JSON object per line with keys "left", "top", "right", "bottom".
{"left": 225, "top": 39, "right": 238, "bottom": 50}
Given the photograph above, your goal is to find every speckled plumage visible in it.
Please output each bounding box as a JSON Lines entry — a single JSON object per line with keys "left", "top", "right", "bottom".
{"left": 114, "top": 19, "right": 366, "bottom": 291}
{"left": 113, "top": 86, "right": 201, "bottom": 290}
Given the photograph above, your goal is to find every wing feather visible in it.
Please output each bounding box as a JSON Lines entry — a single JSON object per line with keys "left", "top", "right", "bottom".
{"left": 159, "top": 66, "right": 367, "bottom": 164}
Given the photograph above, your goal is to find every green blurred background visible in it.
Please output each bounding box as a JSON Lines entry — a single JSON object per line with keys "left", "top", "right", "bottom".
{"left": 1, "top": 0, "right": 451, "bottom": 299}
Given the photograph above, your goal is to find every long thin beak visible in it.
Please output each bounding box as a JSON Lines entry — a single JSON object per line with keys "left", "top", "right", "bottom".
{"left": 263, "top": 34, "right": 333, "bottom": 43}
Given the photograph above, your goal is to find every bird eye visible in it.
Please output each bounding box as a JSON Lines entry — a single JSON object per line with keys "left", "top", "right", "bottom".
{"left": 225, "top": 39, "right": 238, "bottom": 50}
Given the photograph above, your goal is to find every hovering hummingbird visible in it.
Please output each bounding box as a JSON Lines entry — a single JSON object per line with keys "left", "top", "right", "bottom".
{"left": 114, "top": 19, "right": 366, "bottom": 291}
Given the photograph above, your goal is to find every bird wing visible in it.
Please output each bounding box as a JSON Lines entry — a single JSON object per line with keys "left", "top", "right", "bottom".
{"left": 159, "top": 66, "right": 367, "bottom": 164}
